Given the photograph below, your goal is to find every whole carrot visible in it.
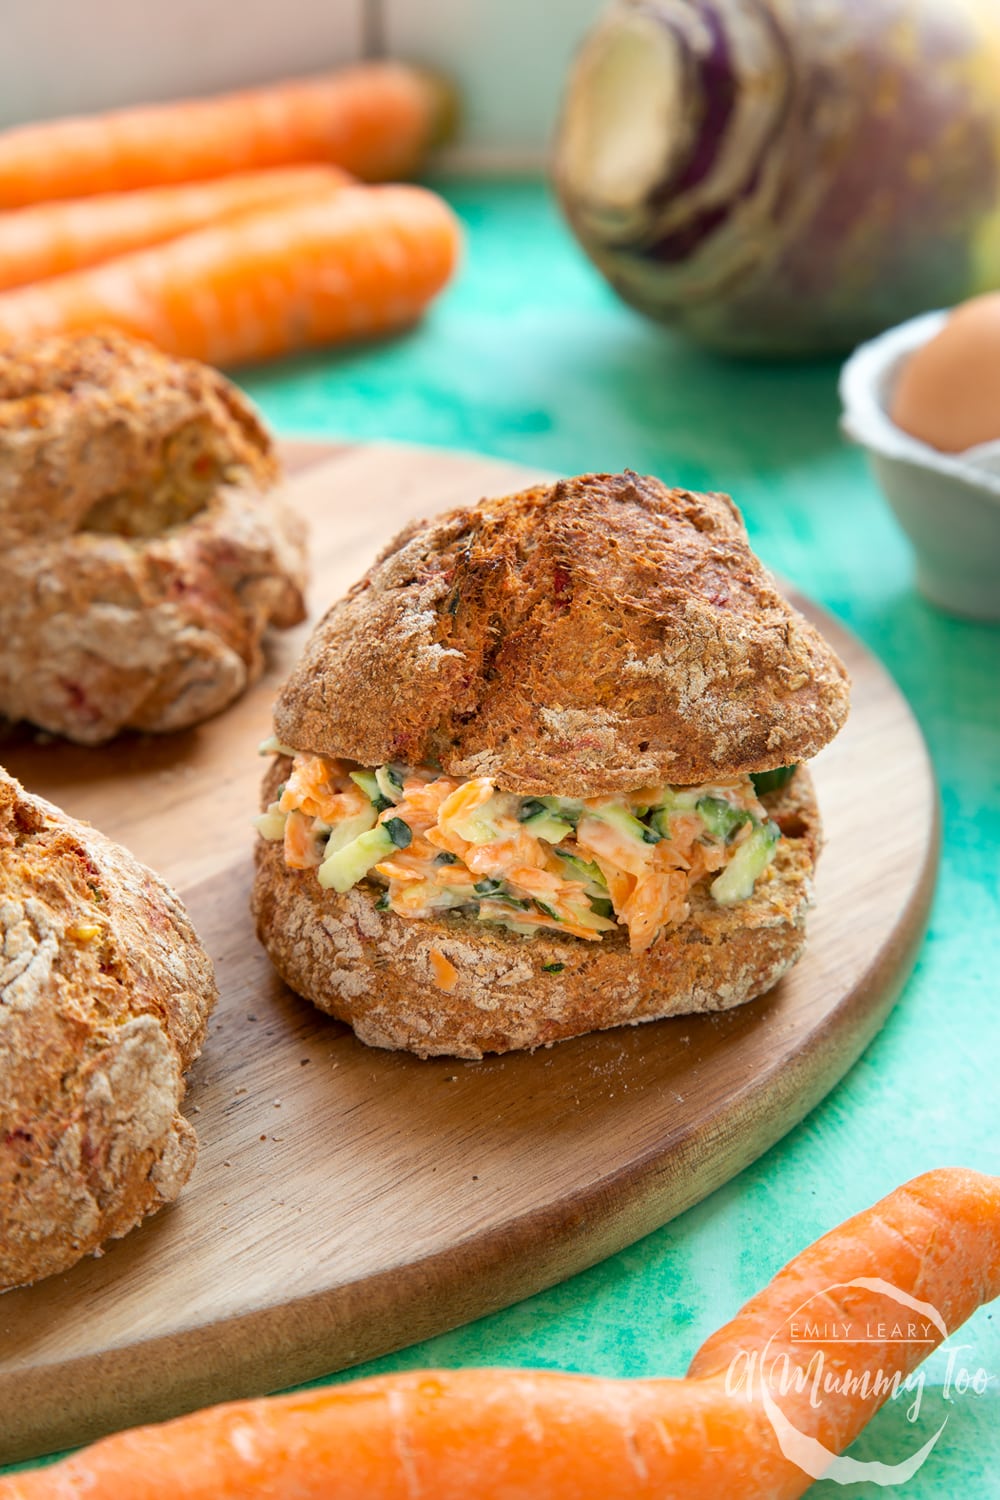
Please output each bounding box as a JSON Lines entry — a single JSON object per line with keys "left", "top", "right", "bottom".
{"left": 0, "top": 185, "right": 462, "bottom": 367}
{"left": 0, "top": 64, "right": 452, "bottom": 209}
{"left": 3, "top": 1169, "right": 997, "bottom": 1499}
{"left": 0, "top": 167, "right": 350, "bottom": 292}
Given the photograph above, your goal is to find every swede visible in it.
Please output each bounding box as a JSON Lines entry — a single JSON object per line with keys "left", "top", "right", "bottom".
{"left": 554, "top": 0, "right": 1000, "bottom": 354}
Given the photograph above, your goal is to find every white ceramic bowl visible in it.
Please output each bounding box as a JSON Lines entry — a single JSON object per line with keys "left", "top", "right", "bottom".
{"left": 840, "top": 310, "right": 1000, "bottom": 621}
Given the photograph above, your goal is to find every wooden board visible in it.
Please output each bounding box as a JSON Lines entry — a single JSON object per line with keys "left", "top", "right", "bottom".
{"left": 0, "top": 442, "right": 938, "bottom": 1464}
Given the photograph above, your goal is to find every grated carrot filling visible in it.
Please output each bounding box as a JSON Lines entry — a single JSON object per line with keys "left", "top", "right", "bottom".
{"left": 260, "top": 754, "right": 776, "bottom": 953}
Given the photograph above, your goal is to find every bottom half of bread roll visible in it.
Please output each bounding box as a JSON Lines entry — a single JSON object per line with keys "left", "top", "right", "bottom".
{"left": 252, "top": 768, "right": 821, "bottom": 1060}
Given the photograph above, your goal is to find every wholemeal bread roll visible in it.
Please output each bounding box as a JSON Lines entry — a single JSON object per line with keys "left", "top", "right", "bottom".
{"left": 254, "top": 471, "right": 849, "bottom": 1058}
{"left": 275, "top": 471, "right": 848, "bottom": 794}
{"left": 0, "top": 329, "right": 307, "bottom": 744}
{"left": 0, "top": 768, "right": 217, "bottom": 1289}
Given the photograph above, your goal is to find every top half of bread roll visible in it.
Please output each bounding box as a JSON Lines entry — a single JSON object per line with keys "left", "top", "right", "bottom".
{"left": 273, "top": 470, "right": 849, "bottom": 795}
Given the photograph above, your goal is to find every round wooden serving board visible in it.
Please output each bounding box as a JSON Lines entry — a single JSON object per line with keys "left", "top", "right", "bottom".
{"left": 0, "top": 441, "right": 938, "bottom": 1464}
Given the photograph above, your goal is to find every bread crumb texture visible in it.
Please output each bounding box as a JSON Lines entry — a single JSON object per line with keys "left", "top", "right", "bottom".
{"left": 0, "top": 768, "right": 217, "bottom": 1289}
{"left": 0, "top": 329, "right": 307, "bottom": 744}
{"left": 275, "top": 471, "right": 850, "bottom": 796}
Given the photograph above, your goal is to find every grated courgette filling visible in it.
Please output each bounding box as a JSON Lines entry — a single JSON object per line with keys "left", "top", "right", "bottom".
{"left": 256, "top": 744, "right": 783, "bottom": 955}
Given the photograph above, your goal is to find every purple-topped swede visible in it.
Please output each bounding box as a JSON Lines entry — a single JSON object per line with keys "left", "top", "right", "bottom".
{"left": 554, "top": 0, "right": 1000, "bottom": 354}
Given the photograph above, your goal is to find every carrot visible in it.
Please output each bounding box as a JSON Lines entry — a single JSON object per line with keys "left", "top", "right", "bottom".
{"left": 0, "top": 63, "right": 452, "bottom": 210}
{"left": 0, "top": 185, "right": 462, "bottom": 367}
{"left": 4, "top": 1168, "right": 998, "bottom": 1499}
{"left": 0, "top": 167, "right": 350, "bottom": 293}
{"left": 429, "top": 948, "right": 459, "bottom": 992}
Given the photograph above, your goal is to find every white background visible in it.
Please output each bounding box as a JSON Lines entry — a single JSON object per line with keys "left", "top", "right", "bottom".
{"left": 0, "top": 0, "right": 606, "bottom": 165}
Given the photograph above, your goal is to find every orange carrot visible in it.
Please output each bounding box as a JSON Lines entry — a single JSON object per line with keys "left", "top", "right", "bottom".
{"left": 0, "top": 64, "right": 452, "bottom": 209}
{"left": 3, "top": 1169, "right": 997, "bottom": 1499}
{"left": 0, "top": 167, "right": 350, "bottom": 292}
{"left": 0, "top": 185, "right": 462, "bottom": 367}
{"left": 429, "top": 948, "right": 459, "bottom": 991}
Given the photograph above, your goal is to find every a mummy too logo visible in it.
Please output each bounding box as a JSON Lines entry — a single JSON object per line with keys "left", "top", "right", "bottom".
{"left": 723, "top": 1278, "right": 995, "bottom": 1486}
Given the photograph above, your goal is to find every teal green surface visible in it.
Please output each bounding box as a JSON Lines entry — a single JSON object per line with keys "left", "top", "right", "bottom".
{"left": 11, "top": 180, "right": 1000, "bottom": 1491}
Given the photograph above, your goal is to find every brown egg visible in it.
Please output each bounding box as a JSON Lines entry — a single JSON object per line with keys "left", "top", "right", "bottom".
{"left": 891, "top": 292, "right": 1000, "bottom": 452}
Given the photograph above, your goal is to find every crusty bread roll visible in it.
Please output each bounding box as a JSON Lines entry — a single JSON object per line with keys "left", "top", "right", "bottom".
{"left": 0, "top": 329, "right": 307, "bottom": 744}
{"left": 253, "top": 471, "right": 849, "bottom": 1058}
{"left": 0, "top": 768, "right": 217, "bottom": 1290}
{"left": 275, "top": 471, "right": 848, "bottom": 794}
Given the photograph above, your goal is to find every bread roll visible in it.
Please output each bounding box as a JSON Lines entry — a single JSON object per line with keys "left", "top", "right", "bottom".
{"left": 0, "top": 769, "right": 217, "bottom": 1289}
{"left": 275, "top": 471, "right": 848, "bottom": 795}
{"left": 0, "top": 329, "right": 307, "bottom": 744}
{"left": 254, "top": 471, "right": 849, "bottom": 1057}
